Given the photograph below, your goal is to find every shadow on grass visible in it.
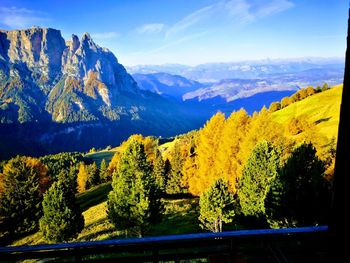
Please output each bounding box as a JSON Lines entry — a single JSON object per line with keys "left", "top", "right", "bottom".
{"left": 314, "top": 117, "right": 331, "bottom": 124}
{"left": 78, "top": 227, "right": 117, "bottom": 241}
{"left": 77, "top": 183, "right": 112, "bottom": 211}
{"left": 148, "top": 198, "right": 201, "bottom": 236}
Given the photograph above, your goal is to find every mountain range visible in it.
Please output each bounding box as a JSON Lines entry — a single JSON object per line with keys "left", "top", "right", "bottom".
{"left": 0, "top": 26, "right": 345, "bottom": 159}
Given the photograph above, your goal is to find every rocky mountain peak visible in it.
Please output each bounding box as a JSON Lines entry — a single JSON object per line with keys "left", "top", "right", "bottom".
{"left": 80, "top": 32, "right": 97, "bottom": 51}
{"left": 70, "top": 34, "right": 80, "bottom": 53}
{"left": 0, "top": 26, "right": 141, "bottom": 124}
{"left": 0, "top": 27, "right": 66, "bottom": 80}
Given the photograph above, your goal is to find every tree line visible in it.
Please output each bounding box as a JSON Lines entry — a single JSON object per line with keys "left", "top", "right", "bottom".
{"left": 269, "top": 83, "right": 330, "bottom": 112}
{"left": 0, "top": 92, "right": 335, "bottom": 243}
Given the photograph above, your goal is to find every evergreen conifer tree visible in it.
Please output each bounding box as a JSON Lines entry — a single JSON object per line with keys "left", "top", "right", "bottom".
{"left": 166, "top": 142, "right": 185, "bottom": 194}
{"left": 153, "top": 150, "right": 166, "bottom": 193}
{"left": 265, "top": 143, "right": 330, "bottom": 227}
{"left": 238, "top": 141, "right": 280, "bottom": 218}
{"left": 199, "top": 179, "right": 235, "bottom": 232}
{"left": 107, "top": 140, "right": 163, "bottom": 237}
{"left": 39, "top": 180, "right": 84, "bottom": 243}
{"left": 99, "top": 159, "right": 109, "bottom": 182}
{"left": 0, "top": 156, "right": 49, "bottom": 236}
{"left": 87, "top": 162, "right": 99, "bottom": 188}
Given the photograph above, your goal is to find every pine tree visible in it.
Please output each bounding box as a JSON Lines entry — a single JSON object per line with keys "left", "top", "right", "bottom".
{"left": 166, "top": 142, "right": 185, "bottom": 194}
{"left": 199, "top": 179, "right": 235, "bottom": 232}
{"left": 238, "top": 141, "right": 280, "bottom": 218}
{"left": 107, "top": 140, "right": 163, "bottom": 237}
{"left": 152, "top": 150, "right": 166, "bottom": 193}
{"left": 57, "top": 167, "right": 77, "bottom": 194}
{"left": 87, "top": 162, "right": 99, "bottom": 188}
{"left": 265, "top": 143, "right": 330, "bottom": 227}
{"left": 40, "top": 180, "right": 84, "bottom": 243}
{"left": 0, "top": 156, "right": 50, "bottom": 236}
{"left": 99, "top": 159, "right": 109, "bottom": 183}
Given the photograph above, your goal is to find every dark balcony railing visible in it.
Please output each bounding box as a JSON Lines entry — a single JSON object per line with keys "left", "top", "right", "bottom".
{"left": 0, "top": 226, "right": 329, "bottom": 262}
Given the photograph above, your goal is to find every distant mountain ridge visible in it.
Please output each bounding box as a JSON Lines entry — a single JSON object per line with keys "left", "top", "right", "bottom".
{"left": 127, "top": 58, "right": 344, "bottom": 83}
{"left": 130, "top": 60, "right": 344, "bottom": 106}
{"left": 132, "top": 72, "right": 204, "bottom": 100}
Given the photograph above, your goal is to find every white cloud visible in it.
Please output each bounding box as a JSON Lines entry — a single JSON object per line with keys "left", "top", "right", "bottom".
{"left": 0, "top": 6, "right": 48, "bottom": 29}
{"left": 136, "top": 23, "right": 165, "bottom": 34}
{"left": 165, "top": 0, "right": 294, "bottom": 38}
{"left": 91, "top": 31, "right": 119, "bottom": 40}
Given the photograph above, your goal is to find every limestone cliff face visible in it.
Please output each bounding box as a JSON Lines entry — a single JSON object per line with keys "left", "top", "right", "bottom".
{"left": 0, "top": 26, "right": 141, "bottom": 123}
{"left": 0, "top": 27, "right": 66, "bottom": 80}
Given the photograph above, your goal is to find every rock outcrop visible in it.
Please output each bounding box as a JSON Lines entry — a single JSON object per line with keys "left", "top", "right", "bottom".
{"left": 0, "top": 26, "right": 141, "bottom": 123}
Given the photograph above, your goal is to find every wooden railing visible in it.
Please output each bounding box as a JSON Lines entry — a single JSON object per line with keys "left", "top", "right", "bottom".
{"left": 0, "top": 226, "right": 329, "bottom": 262}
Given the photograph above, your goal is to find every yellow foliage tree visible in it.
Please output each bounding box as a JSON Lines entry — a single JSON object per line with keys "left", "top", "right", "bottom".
{"left": 281, "top": 96, "right": 292, "bottom": 108}
{"left": 215, "top": 109, "right": 250, "bottom": 193}
{"left": 77, "top": 163, "right": 88, "bottom": 193}
{"left": 108, "top": 134, "right": 159, "bottom": 173}
{"left": 187, "top": 112, "right": 225, "bottom": 196}
{"left": 305, "top": 86, "right": 316, "bottom": 96}
{"left": 236, "top": 107, "right": 285, "bottom": 180}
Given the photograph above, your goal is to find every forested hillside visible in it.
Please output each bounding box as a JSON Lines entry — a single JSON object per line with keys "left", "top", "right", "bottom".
{"left": 0, "top": 85, "right": 340, "bottom": 245}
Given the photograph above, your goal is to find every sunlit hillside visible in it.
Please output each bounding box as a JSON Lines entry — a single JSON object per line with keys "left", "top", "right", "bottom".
{"left": 272, "top": 84, "right": 342, "bottom": 139}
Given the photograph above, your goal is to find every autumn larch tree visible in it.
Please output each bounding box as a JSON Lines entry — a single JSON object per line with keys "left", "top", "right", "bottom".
{"left": 187, "top": 112, "right": 225, "bottom": 196}
{"left": 77, "top": 162, "right": 88, "bottom": 193}
{"left": 216, "top": 109, "right": 250, "bottom": 193}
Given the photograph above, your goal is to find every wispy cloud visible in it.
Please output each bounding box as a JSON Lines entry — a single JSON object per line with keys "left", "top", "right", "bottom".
{"left": 149, "top": 31, "right": 208, "bottom": 54}
{"left": 165, "top": 5, "right": 214, "bottom": 38}
{"left": 254, "top": 0, "right": 294, "bottom": 19}
{"left": 136, "top": 23, "right": 165, "bottom": 34}
{"left": 165, "top": 0, "right": 294, "bottom": 38}
{"left": 0, "top": 6, "right": 48, "bottom": 28}
{"left": 91, "top": 31, "right": 119, "bottom": 40}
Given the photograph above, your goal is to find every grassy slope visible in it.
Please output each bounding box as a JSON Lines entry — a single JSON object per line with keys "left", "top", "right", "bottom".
{"left": 11, "top": 184, "right": 201, "bottom": 246}
{"left": 84, "top": 149, "right": 117, "bottom": 167}
{"left": 272, "top": 85, "right": 342, "bottom": 139}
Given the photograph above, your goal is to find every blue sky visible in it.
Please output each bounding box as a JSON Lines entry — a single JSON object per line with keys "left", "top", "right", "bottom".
{"left": 0, "top": 0, "right": 348, "bottom": 66}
